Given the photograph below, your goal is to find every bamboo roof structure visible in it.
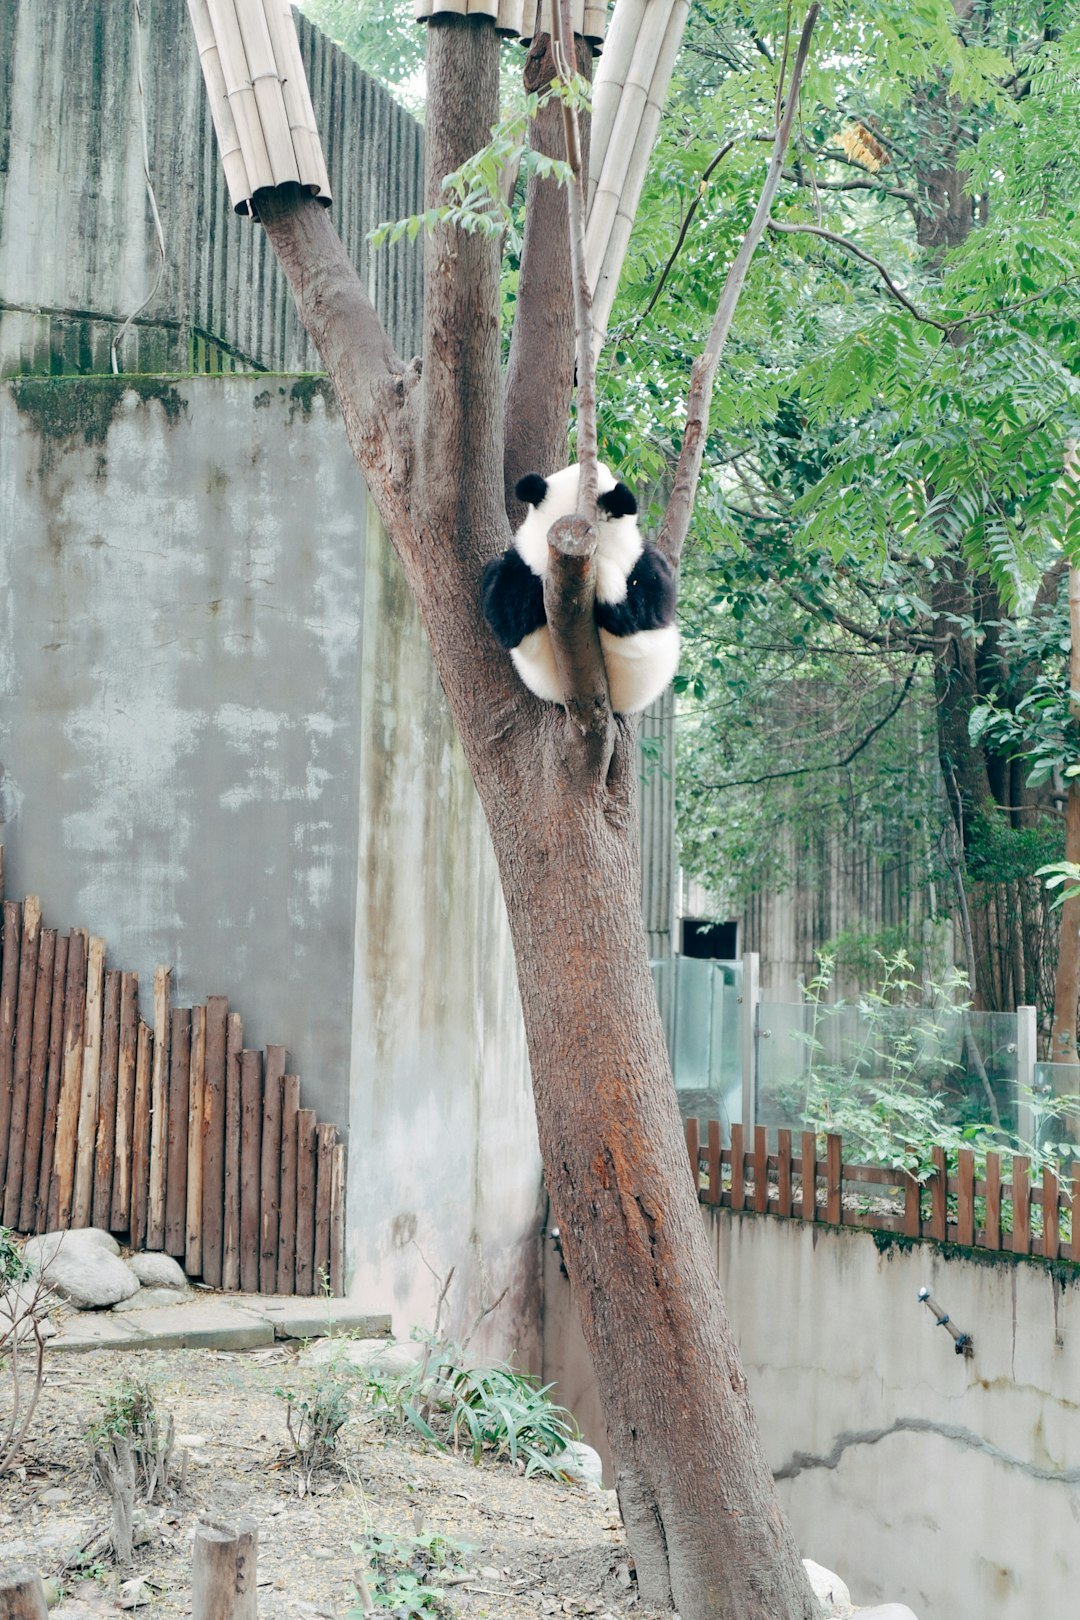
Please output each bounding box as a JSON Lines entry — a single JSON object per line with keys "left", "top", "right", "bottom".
{"left": 414, "top": 1, "right": 610, "bottom": 49}
{"left": 186, "top": 0, "right": 332, "bottom": 216}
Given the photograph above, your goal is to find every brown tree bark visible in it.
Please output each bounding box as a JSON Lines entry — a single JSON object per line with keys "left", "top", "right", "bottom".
{"left": 240, "top": 13, "right": 817, "bottom": 1618}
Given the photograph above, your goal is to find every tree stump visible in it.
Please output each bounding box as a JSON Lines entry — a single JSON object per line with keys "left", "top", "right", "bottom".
{"left": 0, "top": 1565, "right": 49, "bottom": 1619}
{"left": 192, "top": 1518, "right": 257, "bottom": 1620}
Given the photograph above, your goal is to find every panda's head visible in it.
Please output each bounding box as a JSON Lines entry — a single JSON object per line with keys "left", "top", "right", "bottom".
{"left": 512, "top": 463, "right": 640, "bottom": 579}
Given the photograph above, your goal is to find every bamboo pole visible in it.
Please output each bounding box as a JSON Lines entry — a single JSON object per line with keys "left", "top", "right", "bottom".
{"left": 111, "top": 974, "right": 139, "bottom": 1232}
{"left": 3, "top": 896, "right": 41, "bottom": 1227}
{"left": 294, "top": 1107, "right": 317, "bottom": 1295}
{"left": 50, "top": 929, "right": 88, "bottom": 1229}
{"left": 276, "top": 1074, "right": 299, "bottom": 1293}
{"left": 313, "top": 1122, "right": 335, "bottom": 1290}
{"left": 202, "top": 997, "right": 229, "bottom": 1288}
{"left": 18, "top": 927, "right": 56, "bottom": 1233}
{"left": 148, "top": 967, "right": 172, "bottom": 1249}
{"left": 259, "top": 1045, "right": 285, "bottom": 1292}
{"left": 35, "top": 933, "right": 69, "bottom": 1233}
{"left": 191, "top": 1518, "right": 257, "bottom": 1620}
{"left": 165, "top": 1008, "right": 192, "bottom": 1257}
{"left": 223, "top": 1013, "right": 244, "bottom": 1290}
{"left": 131, "top": 1022, "right": 155, "bottom": 1246}
{"left": 92, "top": 969, "right": 122, "bottom": 1230}
{"left": 239, "top": 1050, "right": 262, "bottom": 1293}
{"left": 329, "top": 1141, "right": 345, "bottom": 1297}
{"left": 73, "top": 935, "right": 107, "bottom": 1226}
{"left": 0, "top": 899, "right": 22, "bottom": 1196}
{"left": 186, "top": 1007, "right": 208, "bottom": 1276}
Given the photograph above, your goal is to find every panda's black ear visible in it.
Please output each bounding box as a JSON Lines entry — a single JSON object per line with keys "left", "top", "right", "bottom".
{"left": 599, "top": 482, "right": 638, "bottom": 519}
{"left": 515, "top": 473, "right": 548, "bottom": 508}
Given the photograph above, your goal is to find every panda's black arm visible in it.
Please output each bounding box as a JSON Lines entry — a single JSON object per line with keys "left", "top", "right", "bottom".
{"left": 481, "top": 549, "right": 548, "bottom": 650}
{"left": 594, "top": 546, "right": 677, "bottom": 636}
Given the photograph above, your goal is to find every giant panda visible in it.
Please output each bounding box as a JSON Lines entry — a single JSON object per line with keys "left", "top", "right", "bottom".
{"left": 481, "top": 462, "right": 679, "bottom": 715}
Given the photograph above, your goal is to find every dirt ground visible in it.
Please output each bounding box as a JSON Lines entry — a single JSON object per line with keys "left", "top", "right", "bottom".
{"left": 0, "top": 1342, "right": 651, "bottom": 1620}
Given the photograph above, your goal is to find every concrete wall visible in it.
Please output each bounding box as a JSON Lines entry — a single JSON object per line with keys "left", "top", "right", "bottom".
{"left": 544, "top": 1214, "right": 1080, "bottom": 1619}
{"left": 0, "top": 376, "right": 542, "bottom": 1355}
{"left": 0, "top": 0, "right": 423, "bottom": 376}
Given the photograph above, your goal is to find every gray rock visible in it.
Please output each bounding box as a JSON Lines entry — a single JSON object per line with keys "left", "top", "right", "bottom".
{"left": 853, "top": 1607, "right": 919, "bottom": 1620}
{"left": 125, "top": 1251, "right": 188, "bottom": 1290}
{"left": 23, "top": 1228, "right": 120, "bottom": 1264}
{"left": 120, "top": 1286, "right": 192, "bottom": 1310}
{"left": 559, "top": 1440, "right": 604, "bottom": 1488}
{"left": 804, "top": 1560, "right": 851, "bottom": 1609}
{"left": 301, "top": 1336, "right": 425, "bottom": 1375}
{"left": 22, "top": 1229, "right": 140, "bottom": 1309}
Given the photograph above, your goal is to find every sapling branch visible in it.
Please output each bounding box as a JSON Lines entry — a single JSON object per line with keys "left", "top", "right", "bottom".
{"left": 657, "top": 4, "right": 820, "bottom": 569}
{"left": 543, "top": 0, "right": 610, "bottom": 740}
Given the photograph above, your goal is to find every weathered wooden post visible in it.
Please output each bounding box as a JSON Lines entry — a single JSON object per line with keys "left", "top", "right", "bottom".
{"left": 0, "top": 1565, "right": 49, "bottom": 1620}
{"left": 192, "top": 1517, "right": 258, "bottom": 1620}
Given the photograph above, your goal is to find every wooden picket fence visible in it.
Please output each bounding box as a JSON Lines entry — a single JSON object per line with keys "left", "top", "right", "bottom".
{"left": 686, "top": 1118, "right": 1080, "bottom": 1263}
{"left": 0, "top": 860, "right": 345, "bottom": 1295}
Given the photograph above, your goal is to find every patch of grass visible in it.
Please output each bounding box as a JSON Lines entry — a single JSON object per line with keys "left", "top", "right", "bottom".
{"left": 350, "top": 1528, "right": 470, "bottom": 1618}
{"left": 360, "top": 1335, "right": 579, "bottom": 1478}
{"left": 276, "top": 1372, "right": 354, "bottom": 1495}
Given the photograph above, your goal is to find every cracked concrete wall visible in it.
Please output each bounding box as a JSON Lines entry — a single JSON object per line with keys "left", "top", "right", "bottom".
{"left": 544, "top": 1214, "right": 1080, "bottom": 1618}
{"left": 0, "top": 376, "right": 542, "bottom": 1355}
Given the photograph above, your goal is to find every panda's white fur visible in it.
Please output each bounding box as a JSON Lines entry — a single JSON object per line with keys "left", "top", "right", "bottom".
{"left": 507, "top": 463, "right": 679, "bottom": 715}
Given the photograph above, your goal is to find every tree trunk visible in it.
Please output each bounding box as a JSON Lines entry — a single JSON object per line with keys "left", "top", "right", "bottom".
{"left": 478, "top": 724, "right": 815, "bottom": 1616}
{"left": 229, "top": 11, "right": 819, "bottom": 1615}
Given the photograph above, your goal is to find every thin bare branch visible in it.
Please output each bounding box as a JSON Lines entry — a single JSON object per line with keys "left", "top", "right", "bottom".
{"left": 698, "top": 663, "right": 919, "bottom": 789}
{"left": 767, "top": 217, "right": 947, "bottom": 329}
{"left": 504, "top": 31, "right": 593, "bottom": 513}
{"left": 635, "top": 140, "right": 738, "bottom": 324}
{"left": 656, "top": 4, "right": 820, "bottom": 569}
{"left": 544, "top": 0, "right": 609, "bottom": 740}
{"left": 781, "top": 166, "right": 919, "bottom": 205}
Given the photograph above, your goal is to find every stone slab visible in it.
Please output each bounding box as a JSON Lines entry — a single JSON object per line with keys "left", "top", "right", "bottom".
{"left": 49, "top": 1299, "right": 273, "bottom": 1353}
{"left": 234, "top": 1295, "right": 392, "bottom": 1341}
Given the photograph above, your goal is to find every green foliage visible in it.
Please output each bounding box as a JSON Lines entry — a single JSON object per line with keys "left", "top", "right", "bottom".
{"left": 86, "top": 1380, "right": 177, "bottom": 1504}
{"left": 276, "top": 1372, "right": 353, "bottom": 1490}
{"left": 369, "top": 83, "right": 578, "bottom": 252}
{"left": 0, "top": 1226, "right": 30, "bottom": 1291}
{"left": 791, "top": 949, "right": 994, "bottom": 1176}
{"left": 359, "top": 1334, "right": 578, "bottom": 1477}
{"left": 351, "top": 1528, "right": 470, "bottom": 1618}
{"left": 299, "top": 0, "right": 426, "bottom": 115}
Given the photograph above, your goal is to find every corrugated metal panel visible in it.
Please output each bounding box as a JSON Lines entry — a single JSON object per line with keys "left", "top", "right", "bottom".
{"left": 0, "top": 0, "right": 424, "bottom": 377}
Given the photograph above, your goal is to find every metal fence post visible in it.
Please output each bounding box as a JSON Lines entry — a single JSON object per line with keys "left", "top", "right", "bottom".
{"left": 1015, "top": 1004, "right": 1038, "bottom": 1146}
{"left": 741, "top": 951, "right": 760, "bottom": 1134}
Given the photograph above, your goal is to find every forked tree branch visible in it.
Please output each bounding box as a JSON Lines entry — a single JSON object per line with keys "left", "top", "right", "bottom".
{"left": 254, "top": 186, "right": 413, "bottom": 523}
{"left": 543, "top": 0, "right": 611, "bottom": 744}
{"left": 656, "top": 3, "right": 820, "bottom": 569}
{"left": 767, "top": 217, "right": 948, "bottom": 329}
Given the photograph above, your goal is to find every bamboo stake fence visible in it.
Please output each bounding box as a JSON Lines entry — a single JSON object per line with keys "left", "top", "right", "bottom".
{"left": 685, "top": 1118, "right": 1080, "bottom": 1262}
{"left": 0, "top": 860, "right": 345, "bottom": 1295}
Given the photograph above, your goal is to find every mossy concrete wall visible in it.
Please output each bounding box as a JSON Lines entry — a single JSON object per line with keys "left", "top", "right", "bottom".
{"left": 0, "top": 376, "right": 540, "bottom": 1354}
{"left": 544, "top": 1213, "right": 1080, "bottom": 1618}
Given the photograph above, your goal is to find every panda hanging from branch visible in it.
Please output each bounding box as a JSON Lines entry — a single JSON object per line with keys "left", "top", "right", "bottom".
{"left": 481, "top": 463, "right": 679, "bottom": 715}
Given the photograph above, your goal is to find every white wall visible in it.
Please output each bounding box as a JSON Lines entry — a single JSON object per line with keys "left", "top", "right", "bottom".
{"left": 544, "top": 1211, "right": 1080, "bottom": 1619}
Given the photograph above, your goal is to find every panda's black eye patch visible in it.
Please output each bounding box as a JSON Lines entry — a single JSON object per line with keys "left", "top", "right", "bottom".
{"left": 598, "top": 482, "right": 638, "bottom": 519}
{"left": 515, "top": 473, "right": 549, "bottom": 507}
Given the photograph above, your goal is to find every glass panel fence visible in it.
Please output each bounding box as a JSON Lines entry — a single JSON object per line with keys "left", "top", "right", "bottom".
{"left": 651, "top": 958, "right": 742, "bottom": 1139}
{"left": 756, "top": 1000, "right": 1022, "bottom": 1153}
